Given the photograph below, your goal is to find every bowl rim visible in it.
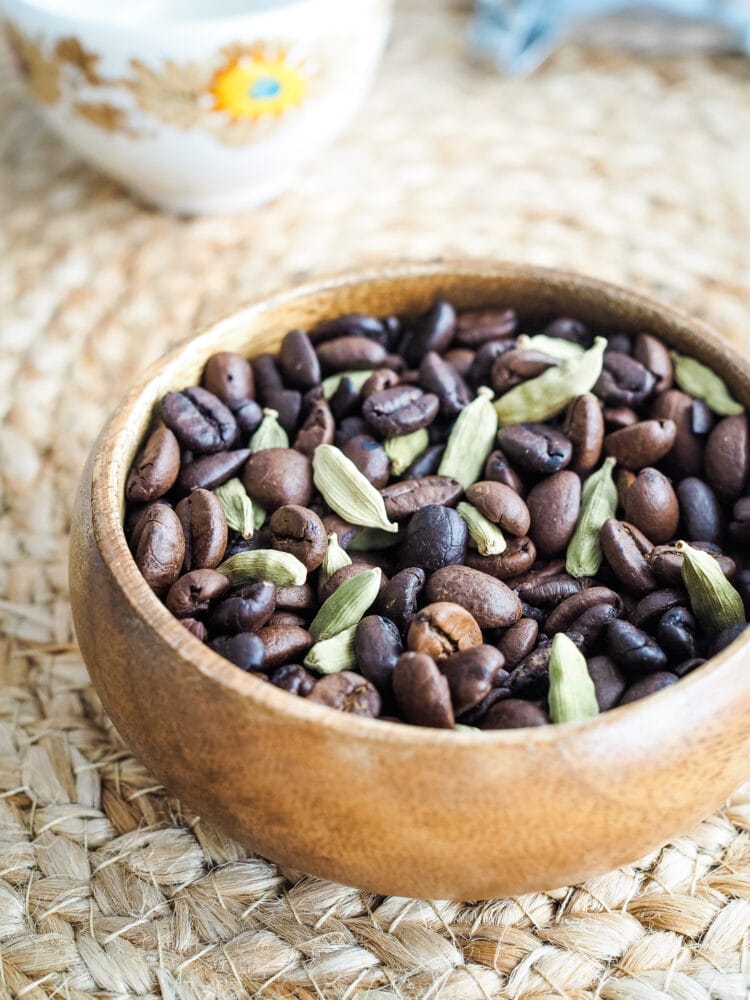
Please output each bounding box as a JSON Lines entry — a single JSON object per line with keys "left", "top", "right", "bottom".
{"left": 89, "top": 260, "right": 750, "bottom": 747}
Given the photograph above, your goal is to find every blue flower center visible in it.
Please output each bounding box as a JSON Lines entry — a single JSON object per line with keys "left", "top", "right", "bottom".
{"left": 249, "top": 77, "right": 282, "bottom": 100}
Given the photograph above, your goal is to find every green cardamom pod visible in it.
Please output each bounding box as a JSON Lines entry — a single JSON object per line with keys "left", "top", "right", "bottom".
{"left": 313, "top": 444, "right": 398, "bottom": 533}
{"left": 676, "top": 540, "right": 746, "bottom": 633}
{"left": 217, "top": 549, "right": 307, "bottom": 587}
{"left": 319, "top": 532, "right": 352, "bottom": 588}
{"left": 670, "top": 352, "right": 743, "bottom": 416}
{"left": 348, "top": 525, "right": 405, "bottom": 550}
{"left": 213, "top": 477, "right": 254, "bottom": 539}
{"left": 548, "top": 633, "right": 599, "bottom": 724}
{"left": 322, "top": 369, "right": 375, "bottom": 400}
{"left": 304, "top": 625, "right": 358, "bottom": 674}
{"left": 309, "top": 566, "right": 381, "bottom": 641}
{"left": 249, "top": 408, "right": 289, "bottom": 451}
{"left": 253, "top": 501, "right": 267, "bottom": 531}
{"left": 566, "top": 457, "right": 618, "bottom": 578}
{"left": 516, "top": 334, "right": 585, "bottom": 361}
{"left": 457, "top": 501, "right": 507, "bottom": 556}
{"left": 384, "top": 428, "right": 429, "bottom": 475}
{"left": 495, "top": 336, "right": 607, "bottom": 425}
{"left": 438, "top": 386, "right": 498, "bottom": 488}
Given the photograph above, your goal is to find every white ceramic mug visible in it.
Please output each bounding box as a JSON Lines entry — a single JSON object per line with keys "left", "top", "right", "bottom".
{"left": 2, "top": 0, "right": 393, "bottom": 212}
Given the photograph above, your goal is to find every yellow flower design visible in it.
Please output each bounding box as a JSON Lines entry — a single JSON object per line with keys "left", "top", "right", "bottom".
{"left": 211, "top": 52, "right": 308, "bottom": 121}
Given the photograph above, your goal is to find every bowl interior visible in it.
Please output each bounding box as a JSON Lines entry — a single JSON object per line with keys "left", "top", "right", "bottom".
{"left": 14, "top": 0, "right": 300, "bottom": 25}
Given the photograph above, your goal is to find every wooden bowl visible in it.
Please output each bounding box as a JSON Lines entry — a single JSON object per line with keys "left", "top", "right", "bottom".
{"left": 70, "top": 263, "right": 750, "bottom": 900}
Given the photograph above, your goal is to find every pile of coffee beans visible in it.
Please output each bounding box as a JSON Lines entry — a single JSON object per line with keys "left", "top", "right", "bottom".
{"left": 124, "top": 300, "right": 749, "bottom": 729}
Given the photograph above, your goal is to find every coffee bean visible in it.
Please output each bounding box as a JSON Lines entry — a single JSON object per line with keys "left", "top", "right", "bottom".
{"left": 311, "top": 312, "right": 388, "bottom": 345}
{"left": 160, "top": 387, "right": 237, "bottom": 453}
{"left": 444, "top": 348, "right": 475, "bottom": 379}
{"left": 418, "top": 352, "right": 469, "bottom": 416}
{"left": 235, "top": 400, "right": 263, "bottom": 436}
{"left": 656, "top": 606, "right": 697, "bottom": 664}
{"left": 407, "top": 602, "right": 482, "bottom": 660}
{"left": 133, "top": 503, "right": 185, "bottom": 594}
{"left": 603, "top": 406, "right": 639, "bottom": 429}
{"left": 600, "top": 519, "right": 657, "bottom": 596}
{"left": 278, "top": 329, "right": 321, "bottom": 389}
{"left": 361, "top": 368, "right": 401, "bottom": 399}
{"left": 492, "top": 349, "right": 557, "bottom": 394}
{"left": 318, "top": 563, "right": 388, "bottom": 603}
{"left": 355, "top": 615, "right": 404, "bottom": 693}
{"left": 203, "top": 352, "right": 255, "bottom": 409}
{"left": 633, "top": 333, "right": 673, "bottom": 393}
{"left": 729, "top": 496, "right": 750, "bottom": 542}
{"left": 293, "top": 398, "right": 335, "bottom": 457}
{"left": 456, "top": 307, "right": 517, "bottom": 347}
{"left": 252, "top": 353, "right": 284, "bottom": 403}
{"left": 334, "top": 416, "right": 369, "bottom": 448}
{"left": 270, "top": 505, "right": 326, "bottom": 571}
{"left": 624, "top": 468, "right": 679, "bottom": 544}
{"left": 619, "top": 672, "right": 677, "bottom": 705}
{"left": 178, "top": 449, "right": 250, "bottom": 492}
{"left": 126, "top": 427, "right": 181, "bottom": 502}
{"left": 673, "top": 657, "right": 706, "bottom": 678}
{"left": 630, "top": 589, "right": 686, "bottom": 631}
{"left": 400, "top": 301, "right": 457, "bottom": 365}
{"left": 705, "top": 415, "right": 749, "bottom": 499}
{"left": 439, "top": 645, "right": 505, "bottom": 715}
{"left": 608, "top": 620, "right": 667, "bottom": 675}
{"left": 691, "top": 400, "right": 714, "bottom": 435}
{"left": 363, "top": 385, "right": 439, "bottom": 437}
{"left": 483, "top": 449, "right": 525, "bottom": 495}
{"left": 308, "top": 671, "right": 382, "bottom": 716}
{"left": 242, "top": 448, "right": 313, "bottom": 510}
{"left": 543, "top": 586, "right": 623, "bottom": 636}
{"left": 704, "top": 623, "right": 746, "bottom": 658}
{"left": 736, "top": 569, "right": 750, "bottom": 616}
{"left": 166, "top": 569, "right": 229, "bottom": 618}
{"left": 651, "top": 389, "right": 705, "bottom": 479}
{"left": 479, "top": 698, "right": 550, "bottom": 729}
{"left": 562, "top": 602, "right": 621, "bottom": 653}
{"left": 181, "top": 618, "right": 208, "bottom": 642}
{"left": 594, "top": 352, "right": 656, "bottom": 407}
{"left": 208, "top": 581, "right": 276, "bottom": 634}
{"left": 527, "top": 470, "right": 581, "bottom": 558}
{"left": 514, "top": 573, "right": 583, "bottom": 609}
{"left": 342, "top": 435, "right": 391, "bottom": 488}
{"left": 210, "top": 632, "right": 265, "bottom": 671}
{"left": 270, "top": 663, "right": 315, "bottom": 696}
{"left": 587, "top": 655, "right": 626, "bottom": 710}
{"left": 648, "top": 542, "right": 735, "bottom": 587}
{"left": 403, "top": 443, "right": 444, "bottom": 479}
{"left": 604, "top": 420, "right": 676, "bottom": 469}
{"left": 267, "top": 612, "right": 308, "bottom": 628}
{"left": 545, "top": 316, "right": 592, "bottom": 346}
{"left": 465, "top": 481, "right": 530, "bottom": 536}
{"left": 376, "top": 567, "right": 425, "bottom": 632}
{"left": 676, "top": 477, "right": 723, "bottom": 544}
{"left": 401, "top": 505, "right": 467, "bottom": 574}
{"left": 457, "top": 686, "right": 511, "bottom": 726}
{"left": 497, "top": 424, "right": 572, "bottom": 475}
{"left": 497, "top": 617, "right": 538, "bottom": 668}
{"left": 175, "top": 488, "right": 227, "bottom": 571}
{"left": 266, "top": 388, "right": 303, "bottom": 436}
{"left": 392, "top": 652, "right": 455, "bottom": 727}
{"left": 256, "top": 625, "right": 313, "bottom": 668}
{"left": 563, "top": 394, "right": 604, "bottom": 474}
{"left": 509, "top": 640, "right": 553, "bottom": 697}
{"left": 465, "top": 535, "right": 537, "bottom": 580}
{"left": 382, "top": 476, "right": 463, "bottom": 521}
{"left": 317, "top": 336, "right": 388, "bottom": 372}
{"left": 424, "top": 565, "right": 523, "bottom": 628}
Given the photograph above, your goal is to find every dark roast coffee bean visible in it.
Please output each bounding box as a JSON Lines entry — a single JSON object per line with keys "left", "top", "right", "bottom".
{"left": 729, "top": 496, "right": 750, "bottom": 542}
{"left": 705, "top": 415, "right": 749, "bottom": 499}
{"left": 269, "top": 505, "right": 326, "bottom": 571}
{"left": 265, "top": 388, "right": 302, "bottom": 436}
{"left": 355, "top": 615, "right": 404, "bottom": 693}
{"left": 677, "top": 477, "right": 723, "bottom": 544}
{"left": 210, "top": 632, "right": 265, "bottom": 671}
{"left": 424, "top": 565, "right": 523, "bottom": 628}
{"left": 544, "top": 316, "right": 592, "bottom": 346}
{"left": 376, "top": 567, "right": 425, "bottom": 632}
{"left": 392, "top": 652, "right": 455, "bottom": 728}
{"left": 483, "top": 449, "right": 525, "bottom": 495}
{"left": 563, "top": 394, "right": 604, "bottom": 475}
{"left": 175, "top": 488, "right": 227, "bottom": 571}
{"left": 270, "top": 663, "right": 315, "bottom": 696}
{"left": 594, "top": 352, "right": 656, "bottom": 407}
{"left": 252, "top": 353, "right": 284, "bottom": 402}
{"left": 308, "top": 671, "right": 381, "bottom": 716}
{"left": 492, "top": 349, "right": 557, "bottom": 394}
{"left": 363, "top": 385, "right": 439, "bottom": 437}
{"left": 242, "top": 448, "right": 313, "bottom": 510}
{"left": 465, "top": 481, "right": 530, "bottom": 536}
{"left": 381, "top": 476, "right": 463, "bottom": 521}
{"left": 401, "top": 300, "right": 457, "bottom": 365}
{"left": 624, "top": 468, "right": 679, "bottom": 545}
{"left": 235, "top": 400, "right": 263, "bottom": 435}
{"left": 457, "top": 686, "right": 511, "bottom": 726}
{"left": 404, "top": 443, "right": 444, "bottom": 479}
{"left": 311, "top": 312, "right": 388, "bottom": 345}
{"left": 648, "top": 542, "right": 735, "bottom": 587}
{"left": 133, "top": 503, "right": 185, "bottom": 594}
{"left": 456, "top": 307, "right": 517, "bottom": 347}
{"left": 607, "top": 620, "right": 668, "bottom": 675}
{"left": 126, "top": 427, "right": 181, "bottom": 502}
{"left": 619, "top": 672, "right": 677, "bottom": 705}
{"left": 439, "top": 645, "right": 505, "bottom": 715}
{"left": 444, "top": 348, "right": 475, "bottom": 379}
{"left": 181, "top": 618, "right": 208, "bottom": 642}
{"left": 166, "top": 569, "right": 229, "bottom": 618}
{"left": 603, "top": 407, "right": 639, "bottom": 429}
{"left": 256, "top": 625, "right": 313, "bottom": 668}
{"left": 704, "top": 623, "right": 746, "bottom": 658}
{"left": 468, "top": 340, "right": 515, "bottom": 387}
{"left": 564, "top": 602, "right": 621, "bottom": 653}
{"left": 267, "top": 612, "right": 308, "bottom": 628}
{"left": 209, "top": 581, "right": 276, "bottom": 634}
{"left": 673, "top": 657, "right": 706, "bottom": 678}
{"left": 630, "top": 589, "right": 686, "bottom": 631}
{"left": 479, "top": 698, "right": 550, "bottom": 729}
{"left": 178, "top": 448, "right": 251, "bottom": 492}
{"left": 361, "top": 368, "right": 401, "bottom": 399}
{"left": 407, "top": 602, "right": 482, "bottom": 660}
{"left": 497, "top": 617, "right": 538, "bottom": 669}
{"left": 317, "top": 336, "right": 388, "bottom": 372}
{"left": 633, "top": 333, "right": 673, "bottom": 394}
{"left": 401, "top": 505, "right": 467, "bottom": 574}
{"left": 509, "top": 640, "right": 552, "bottom": 697}
{"left": 691, "top": 400, "right": 714, "bottom": 435}
{"left": 278, "top": 329, "right": 321, "bottom": 390}
{"left": 604, "top": 420, "right": 676, "bottom": 469}
{"left": 527, "top": 471, "right": 581, "bottom": 558}
{"left": 600, "top": 519, "right": 657, "bottom": 596}
{"left": 160, "top": 387, "right": 237, "bottom": 453}
{"left": 736, "top": 569, "right": 750, "bottom": 615}
{"left": 497, "top": 424, "right": 572, "bottom": 475}
{"left": 334, "top": 415, "right": 369, "bottom": 447}
{"left": 587, "top": 656, "right": 626, "bottom": 710}
{"left": 465, "top": 536, "right": 537, "bottom": 580}
{"left": 293, "top": 398, "right": 335, "bottom": 457}
{"left": 418, "top": 352, "right": 469, "bottom": 416}
{"left": 543, "top": 586, "right": 623, "bottom": 636}
{"left": 514, "top": 573, "right": 582, "bottom": 609}
{"left": 651, "top": 389, "right": 704, "bottom": 479}
{"left": 203, "top": 352, "right": 255, "bottom": 409}
{"left": 656, "top": 606, "right": 697, "bottom": 664}
{"left": 342, "top": 435, "right": 391, "bottom": 488}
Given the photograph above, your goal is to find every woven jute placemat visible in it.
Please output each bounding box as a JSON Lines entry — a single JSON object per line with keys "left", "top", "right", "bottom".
{"left": 2, "top": 2, "right": 750, "bottom": 997}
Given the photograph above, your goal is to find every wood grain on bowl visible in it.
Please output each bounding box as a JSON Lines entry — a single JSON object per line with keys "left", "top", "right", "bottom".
{"left": 69, "top": 263, "right": 750, "bottom": 900}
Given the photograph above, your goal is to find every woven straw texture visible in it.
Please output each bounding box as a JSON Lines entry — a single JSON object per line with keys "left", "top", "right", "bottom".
{"left": 2, "top": 2, "right": 750, "bottom": 997}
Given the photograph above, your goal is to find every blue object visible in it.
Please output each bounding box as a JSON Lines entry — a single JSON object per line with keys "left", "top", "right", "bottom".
{"left": 469, "top": 1, "right": 750, "bottom": 74}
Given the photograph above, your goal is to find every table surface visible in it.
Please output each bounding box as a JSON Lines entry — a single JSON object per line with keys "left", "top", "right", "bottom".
{"left": 1, "top": 2, "right": 750, "bottom": 997}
